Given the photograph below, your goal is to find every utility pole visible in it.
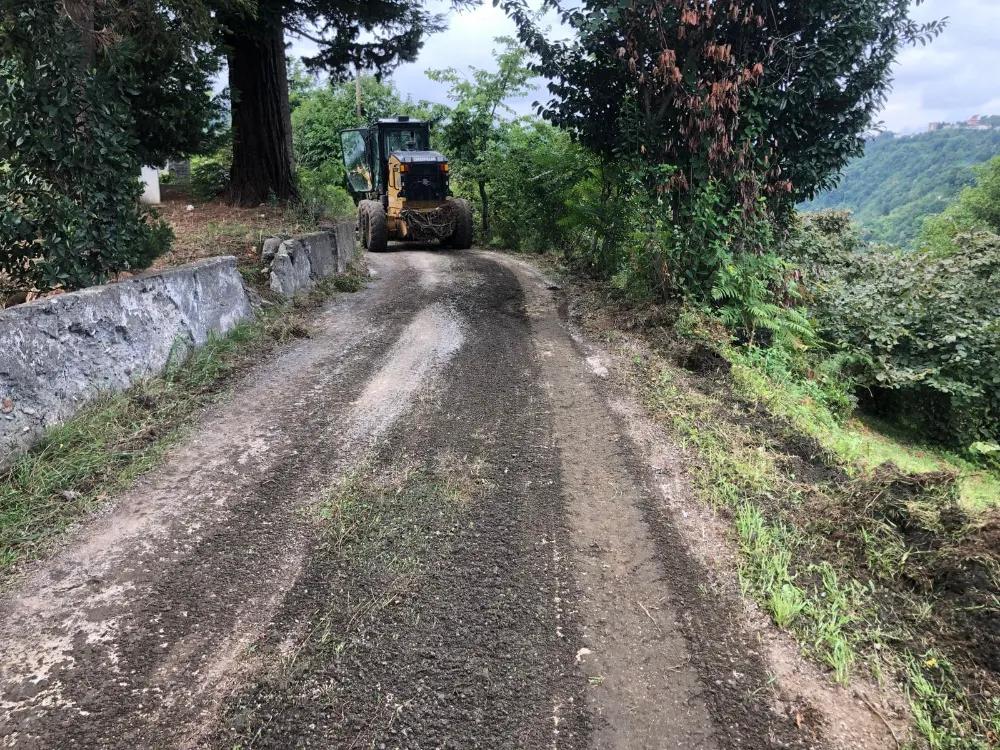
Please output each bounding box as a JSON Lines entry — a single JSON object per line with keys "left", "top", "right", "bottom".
{"left": 355, "top": 67, "right": 362, "bottom": 119}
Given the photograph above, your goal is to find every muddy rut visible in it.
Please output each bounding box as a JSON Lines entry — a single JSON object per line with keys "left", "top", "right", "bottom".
{"left": 1, "top": 250, "right": 839, "bottom": 749}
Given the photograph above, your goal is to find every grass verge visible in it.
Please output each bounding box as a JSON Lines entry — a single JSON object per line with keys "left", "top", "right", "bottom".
{"left": 0, "top": 266, "right": 367, "bottom": 580}
{"left": 568, "top": 278, "right": 1000, "bottom": 750}
{"left": 728, "top": 346, "right": 1000, "bottom": 511}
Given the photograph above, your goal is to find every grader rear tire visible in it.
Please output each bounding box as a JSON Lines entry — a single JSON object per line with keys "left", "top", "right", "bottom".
{"left": 359, "top": 200, "right": 388, "bottom": 253}
{"left": 447, "top": 198, "right": 473, "bottom": 250}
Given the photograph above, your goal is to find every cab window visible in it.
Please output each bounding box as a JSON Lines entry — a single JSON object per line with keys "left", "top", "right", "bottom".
{"left": 385, "top": 128, "right": 429, "bottom": 154}
{"left": 340, "top": 130, "right": 372, "bottom": 192}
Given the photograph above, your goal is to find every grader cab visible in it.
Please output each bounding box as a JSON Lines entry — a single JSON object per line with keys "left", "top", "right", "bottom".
{"left": 340, "top": 116, "right": 473, "bottom": 252}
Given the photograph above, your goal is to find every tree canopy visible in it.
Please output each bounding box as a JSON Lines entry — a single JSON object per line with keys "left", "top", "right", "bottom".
{"left": 921, "top": 154, "right": 1000, "bottom": 251}
{"left": 69, "top": 0, "right": 227, "bottom": 162}
{"left": 427, "top": 38, "right": 532, "bottom": 238}
{"left": 116, "top": 1, "right": 226, "bottom": 165}
{"left": 498, "top": 0, "right": 946, "bottom": 209}
{"left": 485, "top": 0, "right": 946, "bottom": 318}
{"left": 0, "top": 1, "right": 177, "bottom": 292}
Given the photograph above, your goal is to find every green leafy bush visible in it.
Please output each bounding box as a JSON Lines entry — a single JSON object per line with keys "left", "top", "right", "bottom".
{"left": 134, "top": 217, "right": 175, "bottom": 269}
{"left": 190, "top": 147, "right": 232, "bottom": 201}
{"left": 711, "top": 250, "right": 813, "bottom": 348}
{"left": 296, "top": 164, "right": 356, "bottom": 222}
{"left": 608, "top": 180, "right": 814, "bottom": 346}
{"left": 780, "top": 211, "right": 860, "bottom": 270}
{"left": 0, "top": 4, "right": 162, "bottom": 292}
{"left": 786, "top": 214, "right": 1000, "bottom": 445}
{"left": 481, "top": 119, "right": 597, "bottom": 253}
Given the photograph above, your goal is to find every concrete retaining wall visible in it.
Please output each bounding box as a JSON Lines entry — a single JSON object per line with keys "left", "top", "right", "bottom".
{"left": 0, "top": 256, "right": 254, "bottom": 460}
{"left": 268, "top": 220, "right": 358, "bottom": 300}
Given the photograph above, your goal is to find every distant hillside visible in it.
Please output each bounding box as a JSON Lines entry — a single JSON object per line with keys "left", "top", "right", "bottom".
{"left": 803, "top": 127, "right": 1000, "bottom": 246}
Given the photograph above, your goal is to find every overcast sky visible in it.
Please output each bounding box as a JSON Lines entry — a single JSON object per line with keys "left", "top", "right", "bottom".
{"left": 288, "top": 0, "right": 1000, "bottom": 135}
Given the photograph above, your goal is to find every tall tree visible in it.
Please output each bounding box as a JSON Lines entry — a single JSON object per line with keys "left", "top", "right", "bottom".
{"left": 218, "top": 1, "right": 468, "bottom": 207}
{"left": 111, "top": 1, "right": 226, "bottom": 165}
{"left": 498, "top": 0, "right": 947, "bottom": 211}
{"left": 1, "top": 2, "right": 149, "bottom": 292}
{"left": 427, "top": 37, "right": 532, "bottom": 240}
{"left": 62, "top": 0, "right": 96, "bottom": 63}
{"left": 61, "top": 0, "right": 225, "bottom": 162}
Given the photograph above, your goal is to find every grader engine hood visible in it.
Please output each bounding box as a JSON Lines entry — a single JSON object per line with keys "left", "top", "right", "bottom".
{"left": 392, "top": 151, "right": 451, "bottom": 202}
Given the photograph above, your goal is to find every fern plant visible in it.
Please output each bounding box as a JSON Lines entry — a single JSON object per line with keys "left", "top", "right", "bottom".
{"left": 711, "top": 249, "right": 815, "bottom": 347}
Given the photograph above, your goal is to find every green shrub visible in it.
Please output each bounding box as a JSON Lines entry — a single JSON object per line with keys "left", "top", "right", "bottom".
{"left": 134, "top": 217, "right": 175, "bottom": 269}
{"left": 190, "top": 147, "right": 232, "bottom": 201}
{"left": 785, "top": 214, "right": 1000, "bottom": 445}
{"left": 0, "top": 4, "right": 161, "bottom": 292}
{"left": 296, "top": 164, "right": 356, "bottom": 222}
{"left": 479, "top": 119, "right": 597, "bottom": 253}
{"left": 781, "top": 211, "right": 860, "bottom": 270}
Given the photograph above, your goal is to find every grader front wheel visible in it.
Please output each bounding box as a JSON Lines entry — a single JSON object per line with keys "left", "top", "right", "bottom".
{"left": 359, "top": 200, "right": 388, "bottom": 253}
{"left": 447, "top": 198, "right": 473, "bottom": 250}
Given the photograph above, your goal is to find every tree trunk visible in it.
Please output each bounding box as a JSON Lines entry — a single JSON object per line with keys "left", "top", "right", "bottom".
{"left": 63, "top": 0, "right": 95, "bottom": 67}
{"left": 225, "top": 17, "right": 298, "bottom": 206}
{"left": 478, "top": 179, "right": 489, "bottom": 242}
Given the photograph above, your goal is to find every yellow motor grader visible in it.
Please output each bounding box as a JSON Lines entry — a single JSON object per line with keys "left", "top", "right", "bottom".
{"left": 340, "top": 116, "right": 473, "bottom": 252}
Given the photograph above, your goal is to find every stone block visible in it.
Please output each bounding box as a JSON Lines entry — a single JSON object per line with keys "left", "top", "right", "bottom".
{"left": 331, "top": 220, "right": 358, "bottom": 273}
{"left": 0, "top": 256, "right": 255, "bottom": 461}
{"left": 261, "top": 236, "right": 283, "bottom": 264}
{"left": 267, "top": 218, "right": 358, "bottom": 300}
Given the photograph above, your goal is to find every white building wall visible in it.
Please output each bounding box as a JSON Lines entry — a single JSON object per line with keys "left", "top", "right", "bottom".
{"left": 140, "top": 165, "right": 161, "bottom": 205}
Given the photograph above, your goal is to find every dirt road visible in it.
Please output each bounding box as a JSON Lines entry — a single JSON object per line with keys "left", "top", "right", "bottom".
{"left": 0, "top": 250, "right": 830, "bottom": 749}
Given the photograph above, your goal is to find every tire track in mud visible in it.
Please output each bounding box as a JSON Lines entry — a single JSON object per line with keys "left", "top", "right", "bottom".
{"left": 495, "top": 254, "right": 823, "bottom": 750}
{"left": 0, "top": 254, "right": 468, "bottom": 749}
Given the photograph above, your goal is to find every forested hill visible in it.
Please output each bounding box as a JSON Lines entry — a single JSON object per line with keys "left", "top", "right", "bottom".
{"left": 803, "top": 127, "right": 1000, "bottom": 245}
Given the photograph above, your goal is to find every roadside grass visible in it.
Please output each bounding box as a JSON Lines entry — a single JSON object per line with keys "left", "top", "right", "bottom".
{"left": 566, "top": 280, "right": 1000, "bottom": 750}
{"left": 645, "top": 351, "right": 999, "bottom": 749}
{"left": 0, "top": 267, "right": 367, "bottom": 580}
{"left": 728, "top": 348, "right": 1000, "bottom": 511}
